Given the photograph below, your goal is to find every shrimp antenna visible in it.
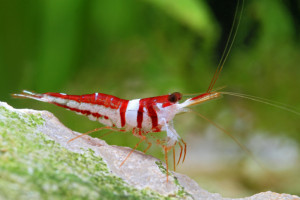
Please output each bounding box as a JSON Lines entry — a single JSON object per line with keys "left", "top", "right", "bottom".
{"left": 221, "top": 91, "right": 300, "bottom": 116}
{"left": 190, "top": 109, "right": 266, "bottom": 169}
{"left": 207, "top": 0, "right": 244, "bottom": 93}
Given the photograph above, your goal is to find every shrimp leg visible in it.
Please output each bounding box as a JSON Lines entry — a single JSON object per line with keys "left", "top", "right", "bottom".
{"left": 68, "top": 126, "right": 125, "bottom": 143}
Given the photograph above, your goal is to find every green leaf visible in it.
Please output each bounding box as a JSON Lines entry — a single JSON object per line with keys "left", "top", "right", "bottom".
{"left": 143, "top": 0, "right": 218, "bottom": 40}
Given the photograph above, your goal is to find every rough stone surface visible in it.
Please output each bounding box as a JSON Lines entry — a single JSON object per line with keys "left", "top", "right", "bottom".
{"left": 1, "top": 101, "right": 299, "bottom": 200}
{"left": 234, "top": 191, "right": 300, "bottom": 200}
{"left": 34, "top": 103, "right": 217, "bottom": 199}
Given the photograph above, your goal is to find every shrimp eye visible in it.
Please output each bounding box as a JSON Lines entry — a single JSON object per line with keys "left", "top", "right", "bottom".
{"left": 168, "top": 92, "right": 182, "bottom": 103}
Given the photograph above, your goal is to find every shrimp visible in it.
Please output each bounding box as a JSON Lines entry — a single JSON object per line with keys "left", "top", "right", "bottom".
{"left": 12, "top": 90, "right": 221, "bottom": 182}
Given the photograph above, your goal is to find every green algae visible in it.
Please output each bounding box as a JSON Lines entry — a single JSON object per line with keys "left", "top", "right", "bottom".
{"left": 155, "top": 161, "right": 191, "bottom": 199}
{"left": 0, "top": 104, "right": 178, "bottom": 200}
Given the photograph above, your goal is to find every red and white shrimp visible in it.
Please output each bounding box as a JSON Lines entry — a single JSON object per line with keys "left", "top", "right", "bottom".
{"left": 12, "top": 89, "right": 221, "bottom": 181}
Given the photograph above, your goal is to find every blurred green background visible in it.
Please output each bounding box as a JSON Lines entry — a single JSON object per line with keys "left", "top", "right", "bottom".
{"left": 1, "top": 0, "right": 300, "bottom": 198}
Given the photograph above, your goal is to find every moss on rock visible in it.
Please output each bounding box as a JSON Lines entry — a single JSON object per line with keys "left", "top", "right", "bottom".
{"left": 0, "top": 104, "right": 170, "bottom": 200}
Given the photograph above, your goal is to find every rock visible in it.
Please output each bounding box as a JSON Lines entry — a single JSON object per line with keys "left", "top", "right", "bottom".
{"left": 0, "top": 101, "right": 299, "bottom": 200}
{"left": 234, "top": 191, "right": 300, "bottom": 200}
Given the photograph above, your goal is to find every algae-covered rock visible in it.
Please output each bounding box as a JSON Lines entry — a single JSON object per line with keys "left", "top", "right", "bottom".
{"left": 0, "top": 101, "right": 299, "bottom": 200}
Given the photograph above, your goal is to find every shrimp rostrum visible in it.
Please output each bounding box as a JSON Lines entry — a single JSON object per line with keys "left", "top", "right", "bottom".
{"left": 13, "top": 90, "right": 221, "bottom": 182}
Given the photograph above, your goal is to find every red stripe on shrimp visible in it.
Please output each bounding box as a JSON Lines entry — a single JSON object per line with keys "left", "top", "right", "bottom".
{"left": 137, "top": 99, "right": 144, "bottom": 129}
{"left": 45, "top": 92, "right": 124, "bottom": 110}
{"left": 119, "top": 100, "right": 129, "bottom": 127}
{"left": 136, "top": 98, "right": 160, "bottom": 131}
{"left": 53, "top": 102, "right": 106, "bottom": 119}
{"left": 146, "top": 104, "right": 158, "bottom": 130}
